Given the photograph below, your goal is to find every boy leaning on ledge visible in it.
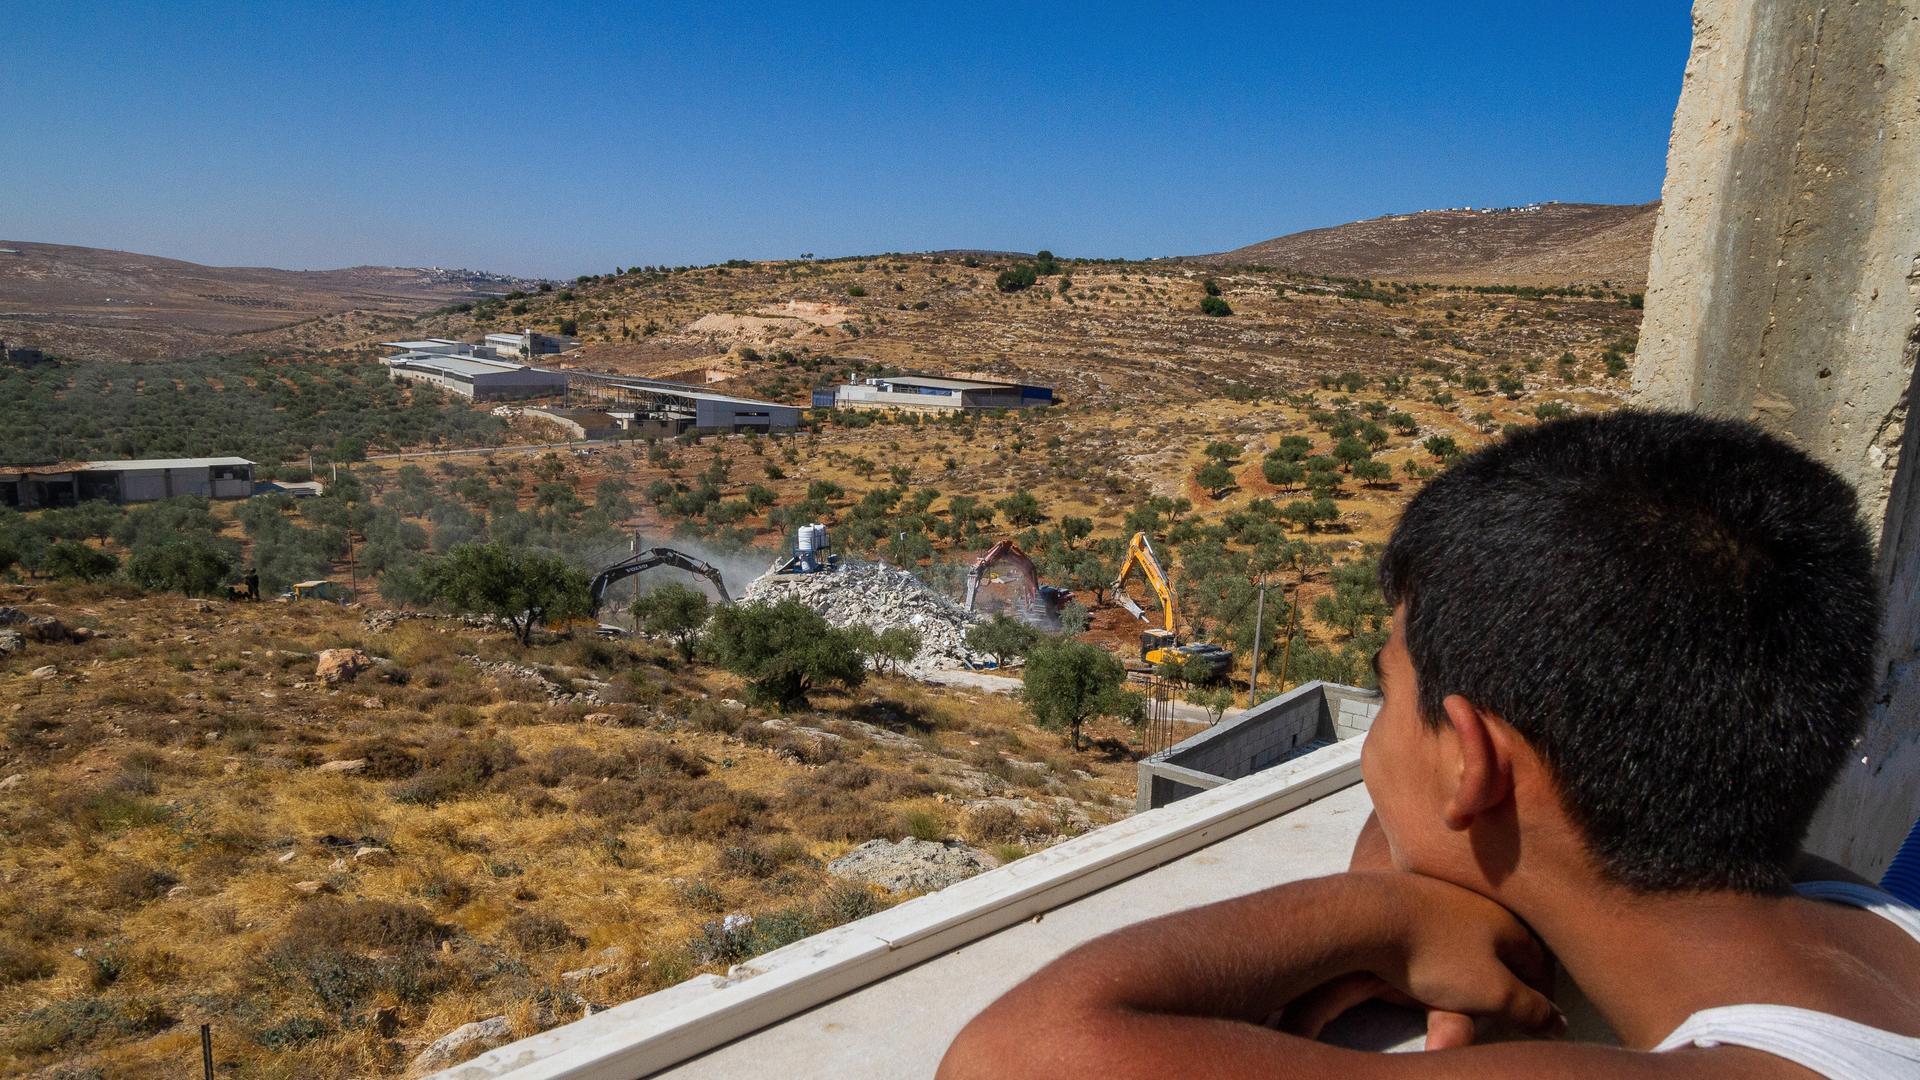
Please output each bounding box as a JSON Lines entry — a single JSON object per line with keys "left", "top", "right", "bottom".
{"left": 939, "top": 411, "right": 1920, "bottom": 1079}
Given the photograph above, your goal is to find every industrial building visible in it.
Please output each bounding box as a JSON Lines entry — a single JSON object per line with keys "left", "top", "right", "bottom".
{"left": 568, "top": 371, "right": 803, "bottom": 433}
{"left": 2, "top": 340, "right": 47, "bottom": 366}
{"left": 1, "top": 457, "right": 255, "bottom": 509}
{"left": 485, "top": 329, "right": 577, "bottom": 359}
{"left": 813, "top": 373, "right": 1053, "bottom": 413}
{"left": 381, "top": 351, "right": 568, "bottom": 402}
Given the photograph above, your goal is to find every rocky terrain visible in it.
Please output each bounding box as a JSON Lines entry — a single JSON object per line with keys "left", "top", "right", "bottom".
{"left": 0, "top": 582, "right": 1132, "bottom": 1077}
{"left": 0, "top": 242, "right": 539, "bottom": 361}
{"left": 1194, "top": 201, "right": 1658, "bottom": 286}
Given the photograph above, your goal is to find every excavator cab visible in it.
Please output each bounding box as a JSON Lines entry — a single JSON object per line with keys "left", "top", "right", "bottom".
{"left": 1140, "top": 628, "right": 1178, "bottom": 664}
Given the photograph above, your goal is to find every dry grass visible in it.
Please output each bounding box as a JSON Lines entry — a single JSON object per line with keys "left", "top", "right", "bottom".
{"left": 0, "top": 583, "right": 1132, "bottom": 1076}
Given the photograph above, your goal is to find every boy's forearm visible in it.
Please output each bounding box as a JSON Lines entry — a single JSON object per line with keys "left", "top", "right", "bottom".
{"left": 942, "top": 873, "right": 1407, "bottom": 1075}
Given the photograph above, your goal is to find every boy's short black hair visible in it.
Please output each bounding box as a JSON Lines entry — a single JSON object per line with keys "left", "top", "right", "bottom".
{"left": 1380, "top": 410, "right": 1879, "bottom": 893}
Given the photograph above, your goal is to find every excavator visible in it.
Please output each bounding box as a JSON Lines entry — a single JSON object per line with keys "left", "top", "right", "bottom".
{"left": 962, "top": 539, "right": 1068, "bottom": 618}
{"left": 1110, "top": 531, "right": 1232, "bottom": 682}
{"left": 587, "top": 546, "right": 733, "bottom": 619}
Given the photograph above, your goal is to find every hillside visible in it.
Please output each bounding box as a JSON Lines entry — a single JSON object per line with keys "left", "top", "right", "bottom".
{"left": 383, "top": 252, "right": 1643, "bottom": 414}
{"left": 1194, "top": 202, "right": 1659, "bottom": 286}
{"left": 0, "top": 242, "right": 540, "bottom": 361}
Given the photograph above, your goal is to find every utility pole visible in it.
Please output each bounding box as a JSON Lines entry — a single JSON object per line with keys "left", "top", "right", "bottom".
{"left": 1246, "top": 580, "right": 1267, "bottom": 708}
{"left": 1276, "top": 584, "right": 1301, "bottom": 696}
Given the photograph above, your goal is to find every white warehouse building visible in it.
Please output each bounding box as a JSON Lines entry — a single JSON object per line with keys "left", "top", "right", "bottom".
{"left": 381, "top": 351, "right": 568, "bottom": 402}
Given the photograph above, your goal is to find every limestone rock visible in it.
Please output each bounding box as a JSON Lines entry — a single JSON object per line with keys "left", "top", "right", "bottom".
{"left": 826, "top": 837, "right": 996, "bottom": 893}
{"left": 411, "top": 1015, "right": 512, "bottom": 1072}
{"left": 314, "top": 648, "right": 371, "bottom": 684}
{"left": 30, "top": 665, "right": 57, "bottom": 679}
{"left": 0, "top": 630, "right": 24, "bottom": 656}
{"left": 353, "top": 846, "right": 392, "bottom": 866}
{"left": 0, "top": 774, "right": 22, "bottom": 792}
{"left": 316, "top": 758, "right": 367, "bottom": 775}
{"left": 291, "top": 880, "right": 333, "bottom": 895}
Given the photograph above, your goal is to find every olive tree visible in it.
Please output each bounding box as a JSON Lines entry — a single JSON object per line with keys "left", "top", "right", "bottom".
{"left": 702, "top": 599, "right": 866, "bottom": 707}
{"left": 426, "top": 542, "right": 590, "bottom": 645}
{"left": 1021, "top": 639, "right": 1140, "bottom": 751}
{"left": 631, "top": 582, "right": 711, "bottom": 662}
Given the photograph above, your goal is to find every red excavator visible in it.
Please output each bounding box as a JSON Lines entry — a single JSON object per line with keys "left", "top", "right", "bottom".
{"left": 963, "top": 539, "right": 1068, "bottom": 620}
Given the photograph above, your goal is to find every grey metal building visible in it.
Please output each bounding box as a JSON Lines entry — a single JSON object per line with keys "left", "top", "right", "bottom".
{"left": 568, "top": 372, "right": 802, "bottom": 433}
{"left": 1, "top": 457, "right": 255, "bottom": 508}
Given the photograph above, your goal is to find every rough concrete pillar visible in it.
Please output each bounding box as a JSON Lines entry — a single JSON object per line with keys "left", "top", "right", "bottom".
{"left": 1636, "top": 0, "right": 1920, "bottom": 877}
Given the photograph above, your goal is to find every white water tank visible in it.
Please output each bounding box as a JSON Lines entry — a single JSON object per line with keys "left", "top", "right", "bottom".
{"left": 796, "top": 523, "right": 830, "bottom": 553}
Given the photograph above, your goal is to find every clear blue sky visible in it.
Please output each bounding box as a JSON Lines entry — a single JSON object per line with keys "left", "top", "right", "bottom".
{"left": 1, "top": 2, "right": 1692, "bottom": 278}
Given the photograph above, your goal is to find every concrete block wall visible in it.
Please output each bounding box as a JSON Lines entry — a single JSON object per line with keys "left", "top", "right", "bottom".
{"left": 1137, "top": 681, "right": 1379, "bottom": 810}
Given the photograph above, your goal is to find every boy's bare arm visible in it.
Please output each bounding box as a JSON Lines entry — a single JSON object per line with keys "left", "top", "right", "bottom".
{"left": 938, "top": 870, "right": 1781, "bottom": 1080}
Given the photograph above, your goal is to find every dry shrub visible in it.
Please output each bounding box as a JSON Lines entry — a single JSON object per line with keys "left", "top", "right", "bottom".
{"left": 782, "top": 777, "right": 888, "bottom": 842}
{"left": 100, "top": 864, "right": 178, "bottom": 908}
{"left": 261, "top": 899, "right": 454, "bottom": 1014}
{"left": 602, "top": 670, "right": 662, "bottom": 706}
{"left": 0, "top": 940, "right": 54, "bottom": 985}
{"left": 652, "top": 782, "right": 768, "bottom": 838}
{"left": 97, "top": 686, "right": 178, "bottom": 712}
{"left": 685, "top": 700, "right": 747, "bottom": 735}
{"left": 340, "top": 735, "right": 419, "bottom": 779}
{"left": 504, "top": 913, "right": 583, "bottom": 953}
{"left": 574, "top": 780, "right": 647, "bottom": 826}
{"left": 716, "top": 837, "right": 812, "bottom": 880}
{"left": 491, "top": 701, "right": 542, "bottom": 726}
{"left": 391, "top": 735, "right": 519, "bottom": 805}
{"left": 964, "top": 805, "right": 1028, "bottom": 845}
{"left": 6, "top": 996, "right": 174, "bottom": 1057}
{"left": 630, "top": 737, "right": 707, "bottom": 779}
{"left": 534, "top": 745, "right": 622, "bottom": 787}
{"left": 431, "top": 703, "right": 482, "bottom": 728}
{"left": 814, "top": 761, "right": 875, "bottom": 790}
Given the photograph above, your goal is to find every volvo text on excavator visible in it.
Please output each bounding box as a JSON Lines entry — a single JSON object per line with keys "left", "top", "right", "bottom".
{"left": 1110, "top": 531, "right": 1232, "bottom": 681}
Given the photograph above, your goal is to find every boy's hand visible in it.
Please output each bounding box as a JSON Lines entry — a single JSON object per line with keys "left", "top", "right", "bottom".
{"left": 1283, "top": 872, "right": 1562, "bottom": 1048}
{"left": 1366, "top": 871, "right": 1563, "bottom": 1037}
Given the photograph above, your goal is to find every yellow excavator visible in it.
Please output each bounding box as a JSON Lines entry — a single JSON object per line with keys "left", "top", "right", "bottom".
{"left": 1110, "top": 531, "right": 1233, "bottom": 681}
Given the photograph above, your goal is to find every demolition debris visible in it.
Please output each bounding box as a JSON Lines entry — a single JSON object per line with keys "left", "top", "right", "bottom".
{"left": 740, "top": 559, "right": 985, "bottom": 672}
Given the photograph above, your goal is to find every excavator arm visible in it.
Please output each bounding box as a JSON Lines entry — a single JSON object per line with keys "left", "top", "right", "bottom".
{"left": 1110, "top": 531, "right": 1177, "bottom": 633}
{"left": 963, "top": 539, "right": 1041, "bottom": 612}
{"left": 588, "top": 547, "right": 733, "bottom": 617}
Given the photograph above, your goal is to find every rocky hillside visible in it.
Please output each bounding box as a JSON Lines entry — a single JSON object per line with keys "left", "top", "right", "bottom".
{"left": 0, "top": 241, "right": 540, "bottom": 361}
{"left": 1195, "top": 202, "right": 1659, "bottom": 287}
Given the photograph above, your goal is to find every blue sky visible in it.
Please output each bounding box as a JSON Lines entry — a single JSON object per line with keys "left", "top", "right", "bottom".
{"left": 1, "top": 2, "right": 1692, "bottom": 278}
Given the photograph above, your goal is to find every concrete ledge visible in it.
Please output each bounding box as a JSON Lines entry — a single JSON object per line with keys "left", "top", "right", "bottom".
{"left": 436, "top": 739, "right": 1364, "bottom": 1079}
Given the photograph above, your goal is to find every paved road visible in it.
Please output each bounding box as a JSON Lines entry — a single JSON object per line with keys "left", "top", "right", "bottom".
{"left": 364, "top": 438, "right": 631, "bottom": 462}
{"left": 921, "top": 667, "right": 1242, "bottom": 728}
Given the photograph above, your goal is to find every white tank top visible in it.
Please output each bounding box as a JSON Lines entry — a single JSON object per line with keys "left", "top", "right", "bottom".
{"left": 1651, "top": 881, "right": 1920, "bottom": 1078}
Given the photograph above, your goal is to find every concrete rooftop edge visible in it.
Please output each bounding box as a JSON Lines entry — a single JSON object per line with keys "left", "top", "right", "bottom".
{"left": 434, "top": 739, "right": 1366, "bottom": 1079}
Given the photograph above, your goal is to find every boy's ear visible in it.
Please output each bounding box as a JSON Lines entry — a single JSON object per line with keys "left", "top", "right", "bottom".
{"left": 1439, "top": 693, "right": 1513, "bottom": 831}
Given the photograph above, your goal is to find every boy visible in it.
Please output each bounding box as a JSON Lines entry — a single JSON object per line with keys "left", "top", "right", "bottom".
{"left": 940, "top": 411, "right": 1920, "bottom": 1079}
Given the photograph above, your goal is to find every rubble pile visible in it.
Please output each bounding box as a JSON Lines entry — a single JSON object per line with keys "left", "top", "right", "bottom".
{"left": 739, "top": 560, "right": 984, "bottom": 671}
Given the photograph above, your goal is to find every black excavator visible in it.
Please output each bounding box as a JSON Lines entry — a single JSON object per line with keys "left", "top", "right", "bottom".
{"left": 587, "top": 546, "right": 733, "bottom": 619}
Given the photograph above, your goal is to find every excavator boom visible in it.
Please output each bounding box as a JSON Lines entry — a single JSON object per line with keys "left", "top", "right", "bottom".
{"left": 588, "top": 547, "right": 732, "bottom": 617}
{"left": 963, "top": 539, "right": 1041, "bottom": 612}
{"left": 1110, "top": 532, "right": 1177, "bottom": 632}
